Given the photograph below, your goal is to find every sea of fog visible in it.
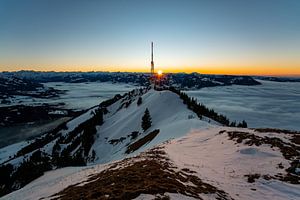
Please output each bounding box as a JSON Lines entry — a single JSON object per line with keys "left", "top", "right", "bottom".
{"left": 0, "top": 82, "right": 138, "bottom": 110}
{"left": 0, "top": 82, "right": 137, "bottom": 147}
{"left": 1, "top": 80, "right": 299, "bottom": 148}
{"left": 185, "top": 80, "right": 300, "bottom": 131}
{"left": 43, "top": 82, "right": 138, "bottom": 110}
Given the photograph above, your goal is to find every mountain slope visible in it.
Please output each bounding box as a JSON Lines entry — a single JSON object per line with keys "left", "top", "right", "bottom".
{"left": 0, "top": 88, "right": 214, "bottom": 196}
{"left": 1, "top": 88, "right": 299, "bottom": 199}
{"left": 3, "top": 127, "right": 299, "bottom": 200}
{"left": 90, "top": 89, "right": 213, "bottom": 164}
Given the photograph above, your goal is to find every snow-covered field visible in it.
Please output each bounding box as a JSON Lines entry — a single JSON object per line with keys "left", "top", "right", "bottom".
{"left": 165, "top": 128, "right": 300, "bottom": 200}
{"left": 4, "top": 127, "right": 299, "bottom": 200}
{"left": 186, "top": 80, "right": 300, "bottom": 131}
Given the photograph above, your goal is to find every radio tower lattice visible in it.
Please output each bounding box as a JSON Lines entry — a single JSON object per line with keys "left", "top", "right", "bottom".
{"left": 151, "top": 42, "right": 154, "bottom": 74}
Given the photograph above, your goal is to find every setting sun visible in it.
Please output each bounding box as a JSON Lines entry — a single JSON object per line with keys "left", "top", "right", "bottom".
{"left": 157, "top": 70, "right": 163, "bottom": 76}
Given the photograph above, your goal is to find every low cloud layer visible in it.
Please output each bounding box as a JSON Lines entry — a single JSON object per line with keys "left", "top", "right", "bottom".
{"left": 186, "top": 80, "right": 300, "bottom": 131}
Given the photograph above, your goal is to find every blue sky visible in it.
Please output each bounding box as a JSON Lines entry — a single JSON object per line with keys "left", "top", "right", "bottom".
{"left": 0, "top": 0, "right": 299, "bottom": 75}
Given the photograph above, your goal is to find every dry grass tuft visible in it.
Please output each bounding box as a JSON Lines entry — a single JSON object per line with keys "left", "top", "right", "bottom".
{"left": 221, "top": 130, "right": 300, "bottom": 184}
{"left": 50, "top": 147, "right": 233, "bottom": 200}
{"left": 126, "top": 129, "right": 160, "bottom": 154}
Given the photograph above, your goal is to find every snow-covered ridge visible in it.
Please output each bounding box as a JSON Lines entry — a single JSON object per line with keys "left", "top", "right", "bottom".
{"left": 1, "top": 88, "right": 299, "bottom": 199}
{"left": 3, "top": 127, "right": 299, "bottom": 200}
{"left": 91, "top": 88, "right": 213, "bottom": 164}
{"left": 0, "top": 87, "right": 213, "bottom": 197}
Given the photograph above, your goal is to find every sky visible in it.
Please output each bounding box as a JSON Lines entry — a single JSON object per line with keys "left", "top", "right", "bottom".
{"left": 0, "top": 0, "right": 300, "bottom": 76}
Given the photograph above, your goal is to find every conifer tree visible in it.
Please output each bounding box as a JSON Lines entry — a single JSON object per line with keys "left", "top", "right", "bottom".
{"left": 141, "top": 108, "right": 152, "bottom": 131}
{"left": 237, "top": 120, "right": 248, "bottom": 128}
{"left": 137, "top": 97, "right": 142, "bottom": 106}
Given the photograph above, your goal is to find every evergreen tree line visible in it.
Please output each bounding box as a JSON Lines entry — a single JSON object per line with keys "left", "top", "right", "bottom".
{"left": 99, "top": 87, "right": 149, "bottom": 109}
{"left": 14, "top": 122, "right": 68, "bottom": 158}
{"left": 99, "top": 93, "right": 124, "bottom": 108}
{"left": 0, "top": 150, "right": 51, "bottom": 196}
{"left": 53, "top": 108, "right": 104, "bottom": 167}
{"left": 0, "top": 87, "right": 151, "bottom": 197}
{"left": 58, "top": 108, "right": 103, "bottom": 144}
{"left": 169, "top": 87, "right": 247, "bottom": 128}
{"left": 0, "top": 108, "right": 104, "bottom": 197}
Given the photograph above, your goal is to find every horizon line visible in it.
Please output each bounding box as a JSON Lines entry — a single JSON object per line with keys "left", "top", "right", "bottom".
{"left": 1, "top": 70, "right": 300, "bottom": 78}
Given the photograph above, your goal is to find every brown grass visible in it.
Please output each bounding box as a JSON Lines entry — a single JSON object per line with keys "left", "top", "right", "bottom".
{"left": 245, "top": 174, "right": 260, "bottom": 183}
{"left": 108, "top": 137, "right": 126, "bottom": 145}
{"left": 255, "top": 128, "right": 300, "bottom": 145}
{"left": 254, "top": 128, "right": 299, "bottom": 135}
{"left": 226, "top": 131, "right": 300, "bottom": 160}
{"left": 291, "top": 135, "right": 300, "bottom": 145}
{"left": 220, "top": 130, "right": 300, "bottom": 184}
{"left": 125, "top": 129, "right": 160, "bottom": 154}
{"left": 50, "top": 148, "right": 233, "bottom": 200}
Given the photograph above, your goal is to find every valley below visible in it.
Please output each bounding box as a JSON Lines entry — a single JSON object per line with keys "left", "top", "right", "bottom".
{"left": 1, "top": 79, "right": 299, "bottom": 149}
{"left": 0, "top": 82, "right": 137, "bottom": 147}
{"left": 186, "top": 80, "right": 300, "bottom": 130}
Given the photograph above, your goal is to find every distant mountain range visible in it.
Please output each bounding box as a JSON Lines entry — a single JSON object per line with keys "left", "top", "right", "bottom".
{"left": 0, "top": 71, "right": 264, "bottom": 106}
{"left": 0, "top": 75, "right": 60, "bottom": 104}
{"left": 1, "top": 71, "right": 261, "bottom": 92}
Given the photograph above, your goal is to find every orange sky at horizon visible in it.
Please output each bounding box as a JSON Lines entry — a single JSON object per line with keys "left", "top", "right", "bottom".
{"left": 1, "top": 64, "right": 299, "bottom": 77}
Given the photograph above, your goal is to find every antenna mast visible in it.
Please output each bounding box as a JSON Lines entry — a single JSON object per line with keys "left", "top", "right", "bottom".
{"left": 151, "top": 42, "right": 154, "bottom": 74}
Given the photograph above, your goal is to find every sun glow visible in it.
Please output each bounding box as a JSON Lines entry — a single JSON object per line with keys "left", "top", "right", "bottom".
{"left": 157, "top": 70, "right": 163, "bottom": 76}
